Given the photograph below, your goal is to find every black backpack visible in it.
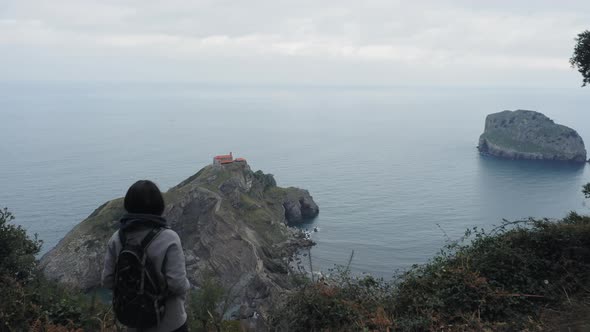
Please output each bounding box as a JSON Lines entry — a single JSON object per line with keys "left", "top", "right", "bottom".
{"left": 113, "top": 227, "right": 166, "bottom": 328}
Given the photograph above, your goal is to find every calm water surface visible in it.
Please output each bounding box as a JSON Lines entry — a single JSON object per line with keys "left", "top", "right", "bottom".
{"left": 1, "top": 82, "right": 590, "bottom": 277}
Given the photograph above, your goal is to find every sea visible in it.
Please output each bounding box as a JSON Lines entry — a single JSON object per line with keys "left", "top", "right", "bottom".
{"left": 2, "top": 81, "right": 590, "bottom": 278}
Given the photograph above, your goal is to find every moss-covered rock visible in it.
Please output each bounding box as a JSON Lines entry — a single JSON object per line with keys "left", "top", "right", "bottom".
{"left": 477, "top": 110, "right": 587, "bottom": 162}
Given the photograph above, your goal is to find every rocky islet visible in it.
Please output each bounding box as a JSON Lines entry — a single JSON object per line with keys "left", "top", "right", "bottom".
{"left": 478, "top": 110, "right": 587, "bottom": 162}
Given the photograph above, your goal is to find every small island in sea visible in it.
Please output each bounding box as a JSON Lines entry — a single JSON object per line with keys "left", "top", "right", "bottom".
{"left": 477, "top": 110, "right": 587, "bottom": 162}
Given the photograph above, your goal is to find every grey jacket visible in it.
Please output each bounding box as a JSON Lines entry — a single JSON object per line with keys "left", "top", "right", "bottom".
{"left": 102, "top": 214, "right": 191, "bottom": 332}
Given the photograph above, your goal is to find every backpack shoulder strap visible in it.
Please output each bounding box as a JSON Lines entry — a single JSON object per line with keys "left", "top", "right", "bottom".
{"left": 140, "top": 227, "right": 163, "bottom": 251}
{"left": 118, "top": 229, "right": 127, "bottom": 247}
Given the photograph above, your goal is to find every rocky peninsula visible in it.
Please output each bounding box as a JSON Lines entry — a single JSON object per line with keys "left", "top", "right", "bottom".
{"left": 477, "top": 110, "right": 587, "bottom": 162}
{"left": 39, "top": 161, "right": 318, "bottom": 320}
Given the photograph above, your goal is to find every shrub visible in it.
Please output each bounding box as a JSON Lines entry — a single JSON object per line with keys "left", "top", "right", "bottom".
{"left": 0, "top": 207, "right": 42, "bottom": 279}
{"left": 271, "top": 214, "right": 590, "bottom": 331}
{"left": 269, "top": 266, "right": 392, "bottom": 332}
{"left": 0, "top": 208, "right": 115, "bottom": 332}
{"left": 186, "top": 270, "right": 243, "bottom": 332}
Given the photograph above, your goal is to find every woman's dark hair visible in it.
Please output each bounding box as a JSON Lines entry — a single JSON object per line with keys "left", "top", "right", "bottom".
{"left": 124, "top": 180, "right": 165, "bottom": 215}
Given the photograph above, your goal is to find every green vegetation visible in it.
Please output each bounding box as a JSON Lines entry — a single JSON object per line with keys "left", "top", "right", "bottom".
{"left": 0, "top": 208, "right": 115, "bottom": 332}
{"left": 187, "top": 271, "right": 228, "bottom": 332}
{"left": 0, "top": 207, "right": 42, "bottom": 279}
{"left": 270, "top": 266, "right": 393, "bottom": 331}
{"left": 186, "top": 270, "right": 246, "bottom": 332}
{"left": 271, "top": 212, "right": 590, "bottom": 331}
{"left": 239, "top": 192, "right": 288, "bottom": 244}
{"left": 571, "top": 30, "right": 590, "bottom": 87}
{"left": 78, "top": 199, "right": 124, "bottom": 236}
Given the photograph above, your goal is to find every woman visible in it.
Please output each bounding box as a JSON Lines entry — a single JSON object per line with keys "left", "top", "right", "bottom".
{"left": 102, "top": 180, "right": 190, "bottom": 332}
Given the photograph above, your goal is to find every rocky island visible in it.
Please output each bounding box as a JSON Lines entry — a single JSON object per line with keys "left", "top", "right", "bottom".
{"left": 477, "top": 110, "right": 587, "bottom": 162}
{"left": 39, "top": 160, "right": 318, "bottom": 321}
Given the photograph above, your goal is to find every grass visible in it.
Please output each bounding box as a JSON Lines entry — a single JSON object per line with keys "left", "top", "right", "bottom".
{"left": 71, "top": 198, "right": 125, "bottom": 244}
{"left": 239, "top": 193, "right": 288, "bottom": 244}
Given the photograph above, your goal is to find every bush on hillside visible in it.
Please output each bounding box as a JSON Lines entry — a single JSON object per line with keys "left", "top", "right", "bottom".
{"left": 187, "top": 270, "right": 245, "bottom": 332}
{"left": 271, "top": 213, "right": 590, "bottom": 331}
{"left": 0, "top": 208, "right": 42, "bottom": 279}
{"left": 270, "top": 266, "right": 393, "bottom": 331}
{"left": 0, "top": 208, "right": 115, "bottom": 332}
{"left": 187, "top": 271, "right": 226, "bottom": 331}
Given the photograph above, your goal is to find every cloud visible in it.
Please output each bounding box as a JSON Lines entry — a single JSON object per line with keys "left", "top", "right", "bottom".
{"left": 0, "top": 0, "right": 588, "bottom": 85}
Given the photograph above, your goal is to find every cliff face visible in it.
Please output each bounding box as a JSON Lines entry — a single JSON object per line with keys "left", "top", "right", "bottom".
{"left": 477, "top": 110, "right": 587, "bottom": 162}
{"left": 39, "top": 162, "right": 319, "bottom": 318}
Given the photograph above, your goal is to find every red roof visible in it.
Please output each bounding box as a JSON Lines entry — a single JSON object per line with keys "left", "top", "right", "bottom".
{"left": 214, "top": 154, "right": 232, "bottom": 160}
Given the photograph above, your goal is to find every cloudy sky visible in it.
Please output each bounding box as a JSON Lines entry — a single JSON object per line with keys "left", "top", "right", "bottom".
{"left": 1, "top": 0, "right": 589, "bottom": 86}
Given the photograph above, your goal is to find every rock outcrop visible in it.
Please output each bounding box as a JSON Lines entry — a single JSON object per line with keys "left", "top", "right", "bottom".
{"left": 477, "top": 110, "right": 586, "bottom": 162}
{"left": 283, "top": 190, "right": 320, "bottom": 224}
{"left": 39, "top": 162, "right": 319, "bottom": 319}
